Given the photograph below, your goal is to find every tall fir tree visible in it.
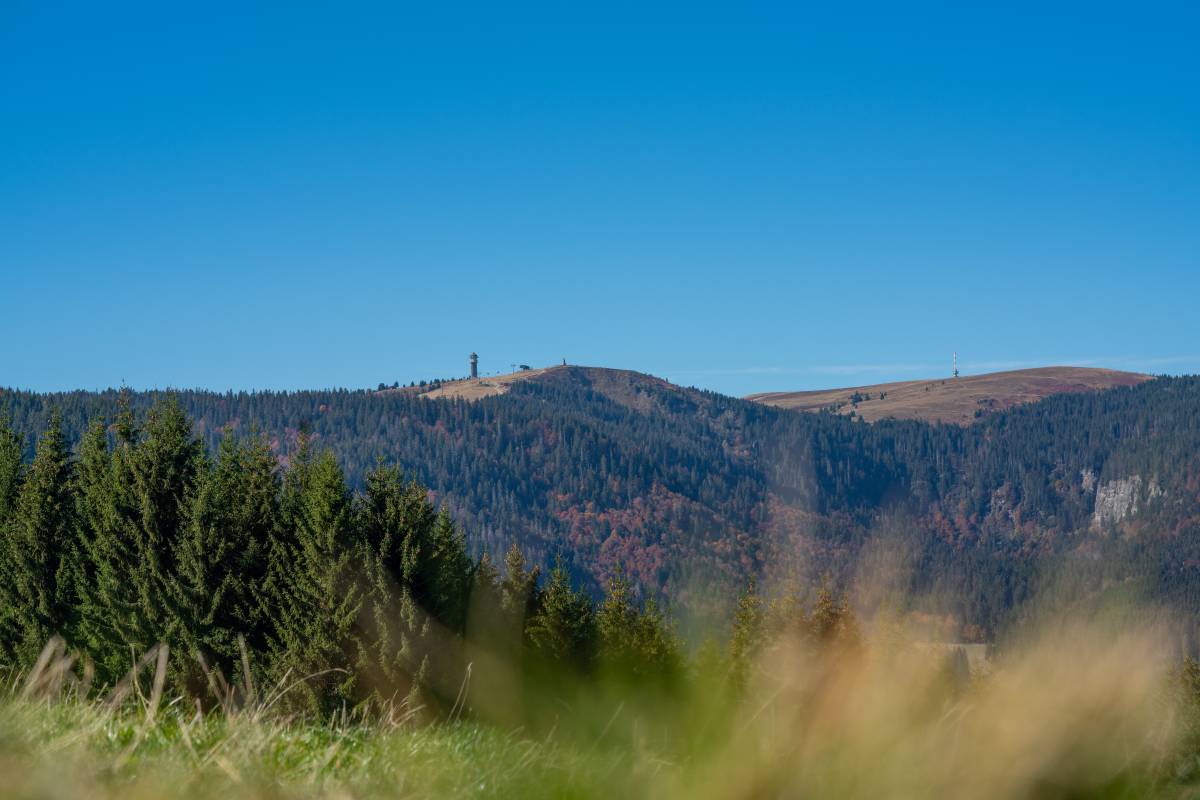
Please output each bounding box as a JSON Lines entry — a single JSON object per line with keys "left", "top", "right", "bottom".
{"left": 596, "top": 572, "right": 638, "bottom": 674}
{"left": 170, "top": 433, "right": 278, "bottom": 691}
{"left": 463, "top": 551, "right": 522, "bottom": 723}
{"left": 466, "top": 551, "right": 502, "bottom": 641}
{"left": 425, "top": 509, "right": 473, "bottom": 635}
{"left": 527, "top": 560, "right": 596, "bottom": 674}
{"left": 354, "top": 465, "right": 474, "bottom": 712}
{"left": 72, "top": 417, "right": 125, "bottom": 676}
{"left": 0, "top": 416, "right": 25, "bottom": 663}
{"left": 499, "top": 542, "right": 540, "bottom": 642}
{"left": 356, "top": 463, "right": 436, "bottom": 705}
{"left": 596, "top": 572, "right": 681, "bottom": 687}
{"left": 267, "top": 446, "right": 363, "bottom": 713}
{"left": 123, "top": 396, "right": 201, "bottom": 659}
{"left": 0, "top": 416, "right": 22, "bottom": 525}
{"left": 0, "top": 413, "right": 77, "bottom": 665}
{"left": 74, "top": 397, "right": 202, "bottom": 681}
{"left": 727, "top": 581, "right": 764, "bottom": 695}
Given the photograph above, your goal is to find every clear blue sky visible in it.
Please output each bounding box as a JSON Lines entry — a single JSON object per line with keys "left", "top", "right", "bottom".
{"left": 3, "top": 2, "right": 1197, "bottom": 396}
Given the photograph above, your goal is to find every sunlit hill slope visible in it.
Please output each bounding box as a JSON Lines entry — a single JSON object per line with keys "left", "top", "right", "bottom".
{"left": 746, "top": 366, "right": 1151, "bottom": 424}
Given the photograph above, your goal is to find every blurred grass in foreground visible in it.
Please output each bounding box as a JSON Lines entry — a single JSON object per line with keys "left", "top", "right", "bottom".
{"left": 0, "top": 701, "right": 632, "bottom": 799}
{"left": 5, "top": 612, "right": 1200, "bottom": 799}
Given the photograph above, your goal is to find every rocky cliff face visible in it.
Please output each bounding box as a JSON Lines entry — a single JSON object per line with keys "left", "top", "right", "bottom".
{"left": 1092, "top": 475, "right": 1164, "bottom": 528}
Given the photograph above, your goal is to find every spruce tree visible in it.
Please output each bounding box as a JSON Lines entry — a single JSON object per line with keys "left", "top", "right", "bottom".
{"left": 267, "top": 446, "right": 363, "bottom": 713}
{"left": 171, "top": 433, "right": 277, "bottom": 691}
{"left": 597, "top": 572, "right": 638, "bottom": 672}
{"left": 464, "top": 544, "right": 538, "bottom": 723}
{"left": 463, "top": 551, "right": 522, "bottom": 723}
{"left": 355, "top": 465, "right": 474, "bottom": 712}
{"left": 356, "top": 463, "right": 436, "bottom": 705}
{"left": 466, "top": 551, "right": 502, "bottom": 639}
{"left": 426, "top": 509, "right": 472, "bottom": 634}
{"left": 124, "top": 396, "right": 201, "bottom": 657}
{"left": 596, "top": 572, "right": 680, "bottom": 687}
{"left": 499, "top": 542, "right": 540, "bottom": 640}
{"left": 0, "top": 414, "right": 76, "bottom": 665}
{"left": 0, "top": 416, "right": 25, "bottom": 662}
{"left": 727, "top": 582, "right": 764, "bottom": 694}
{"left": 528, "top": 560, "right": 596, "bottom": 674}
{"left": 72, "top": 418, "right": 126, "bottom": 676}
{"left": 0, "top": 416, "right": 22, "bottom": 525}
{"left": 75, "top": 398, "right": 202, "bottom": 681}
{"left": 359, "top": 464, "right": 437, "bottom": 587}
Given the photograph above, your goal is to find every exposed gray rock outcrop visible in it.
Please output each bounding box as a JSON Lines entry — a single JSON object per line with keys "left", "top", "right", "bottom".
{"left": 1092, "top": 475, "right": 1164, "bottom": 528}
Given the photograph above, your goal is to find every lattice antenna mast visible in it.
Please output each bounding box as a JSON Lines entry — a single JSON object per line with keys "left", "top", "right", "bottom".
{"left": 953, "top": 351, "right": 959, "bottom": 378}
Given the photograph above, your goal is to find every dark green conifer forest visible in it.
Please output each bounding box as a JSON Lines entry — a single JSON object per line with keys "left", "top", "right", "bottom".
{"left": 0, "top": 396, "right": 721, "bottom": 718}
{"left": 2, "top": 367, "right": 1199, "bottom": 654}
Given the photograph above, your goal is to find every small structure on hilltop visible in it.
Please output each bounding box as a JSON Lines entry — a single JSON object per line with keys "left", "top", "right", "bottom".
{"left": 953, "top": 351, "right": 959, "bottom": 379}
{"left": 470, "top": 352, "right": 478, "bottom": 379}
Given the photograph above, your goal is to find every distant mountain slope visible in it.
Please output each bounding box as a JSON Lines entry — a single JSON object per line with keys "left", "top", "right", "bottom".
{"left": 382, "top": 365, "right": 564, "bottom": 401}
{"left": 746, "top": 366, "right": 1152, "bottom": 423}
{"left": 2, "top": 368, "right": 1198, "bottom": 639}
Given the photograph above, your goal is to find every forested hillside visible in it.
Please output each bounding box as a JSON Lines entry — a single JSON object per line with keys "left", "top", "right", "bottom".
{"left": 3, "top": 368, "right": 1198, "bottom": 638}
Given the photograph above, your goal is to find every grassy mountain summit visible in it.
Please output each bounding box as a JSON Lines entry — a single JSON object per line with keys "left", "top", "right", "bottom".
{"left": 388, "top": 362, "right": 1151, "bottom": 423}
{"left": 747, "top": 366, "right": 1152, "bottom": 423}
{"left": 379, "top": 364, "right": 678, "bottom": 406}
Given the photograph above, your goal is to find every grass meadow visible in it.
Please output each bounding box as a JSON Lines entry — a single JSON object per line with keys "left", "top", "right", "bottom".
{"left": 4, "top": 612, "right": 1200, "bottom": 800}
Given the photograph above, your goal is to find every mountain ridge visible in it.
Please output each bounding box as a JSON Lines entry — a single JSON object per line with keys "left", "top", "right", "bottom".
{"left": 746, "top": 366, "right": 1152, "bottom": 423}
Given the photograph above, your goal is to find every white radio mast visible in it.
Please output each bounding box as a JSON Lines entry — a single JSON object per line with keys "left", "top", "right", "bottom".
{"left": 953, "top": 351, "right": 959, "bottom": 378}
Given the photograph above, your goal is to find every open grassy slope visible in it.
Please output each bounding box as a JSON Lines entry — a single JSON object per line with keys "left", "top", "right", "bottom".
{"left": 746, "top": 366, "right": 1152, "bottom": 424}
{"left": 380, "top": 365, "right": 565, "bottom": 401}
{"left": 401, "top": 364, "right": 1152, "bottom": 421}
{"left": 378, "top": 364, "right": 680, "bottom": 403}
